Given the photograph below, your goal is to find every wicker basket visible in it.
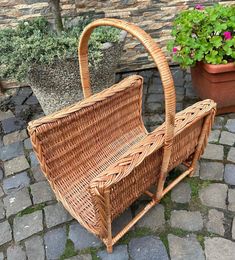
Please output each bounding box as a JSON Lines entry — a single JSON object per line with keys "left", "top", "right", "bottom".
{"left": 28, "top": 18, "right": 216, "bottom": 253}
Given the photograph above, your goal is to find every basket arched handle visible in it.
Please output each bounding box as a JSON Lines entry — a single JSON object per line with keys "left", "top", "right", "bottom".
{"left": 78, "top": 18, "right": 176, "bottom": 184}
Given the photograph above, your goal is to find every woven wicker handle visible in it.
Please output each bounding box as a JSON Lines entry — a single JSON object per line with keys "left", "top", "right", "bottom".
{"left": 78, "top": 18, "right": 176, "bottom": 151}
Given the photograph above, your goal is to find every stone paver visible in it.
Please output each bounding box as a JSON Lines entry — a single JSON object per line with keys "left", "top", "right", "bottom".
{"left": 0, "top": 110, "right": 14, "bottom": 121}
{"left": 201, "top": 144, "right": 224, "bottom": 160}
{"left": 0, "top": 252, "right": 3, "bottom": 260}
{"left": 213, "top": 116, "right": 225, "bottom": 130}
{"left": 227, "top": 147, "right": 235, "bottom": 163}
{"left": 225, "top": 119, "right": 235, "bottom": 133}
{"left": 0, "top": 221, "right": 12, "bottom": 246}
{"left": 29, "top": 151, "right": 39, "bottom": 166}
{"left": 168, "top": 234, "right": 205, "bottom": 260}
{"left": 219, "top": 131, "right": 235, "bottom": 146}
{"left": 0, "top": 142, "right": 24, "bottom": 161}
{"left": 205, "top": 237, "right": 235, "bottom": 260}
{"left": 199, "top": 183, "right": 227, "bottom": 209}
{"left": 232, "top": 217, "right": 235, "bottom": 240}
{"left": 206, "top": 209, "right": 225, "bottom": 236}
{"left": 44, "top": 227, "right": 67, "bottom": 260}
{"left": 129, "top": 236, "right": 169, "bottom": 260}
{"left": 200, "top": 162, "right": 224, "bottom": 181}
{"left": 69, "top": 222, "right": 102, "bottom": 250}
{"left": 171, "top": 182, "right": 191, "bottom": 203}
{"left": 44, "top": 203, "right": 73, "bottom": 228}
{"left": 224, "top": 164, "right": 235, "bottom": 185}
{"left": 208, "top": 130, "right": 220, "bottom": 143}
{"left": 1, "top": 117, "right": 25, "bottom": 134}
{"left": 30, "top": 181, "right": 55, "bottom": 204}
{"left": 25, "top": 235, "right": 45, "bottom": 260}
{"left": 3, "top": 129, "right": 28, "bottom": 146}
{"left": 3, "top": 188, "right": 32, "bottom": 217}
{"left": 137, "top": 204, "right": 165, "bottom": 231}
{"left": 0, "top": 168, "right": 3, "bottom": 181}
{"left": 0, "top": 186, "right": 4, "bottom": 198}
{"left": 97, "top": 245, "right": 128, "bottom": 260}
{"left": 0, "top": 200, "right": 5, "bottom": 220}
{"left": 24, "top": 138, "right": 32, "bottom": 149}
{"left": 170, "top": 210, "right": 203, "bottom": 231}
{"left": 228, "top": 189, "right": 235, "bottom": 212}
{"left": 3, "top": 171, "right": 30, "bottom": 194}
{"left": 14, "top": 210, "right": 43, "bottom": 242}
{"left": 7, "top": 245, "right": 26, "bottom": 260}
{"left": 4, "top": 155, "right": 30, "bottom": 176}
{"left": 31, "top": 166, "right": 46, "bottom": 182}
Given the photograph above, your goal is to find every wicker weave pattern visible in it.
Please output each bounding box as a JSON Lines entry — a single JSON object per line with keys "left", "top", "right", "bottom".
{"left": 28, "top": 18, "right": 217, "bottom": 253}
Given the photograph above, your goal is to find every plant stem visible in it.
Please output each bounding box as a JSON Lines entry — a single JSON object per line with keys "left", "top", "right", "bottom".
{"left": 49, "top": 0, "right": 64, "bottom": 33}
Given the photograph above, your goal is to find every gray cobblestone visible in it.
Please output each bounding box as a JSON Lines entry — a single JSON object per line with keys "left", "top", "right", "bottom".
{"left": 1, "top": 117, "right": 25, "bottom": 134}
{"left": 199, "top": 183, "right": 227, "bottom": 210}
{"left": 201, "top": 144, "right": 224, "bottom": 160}
{"left": 3, "top": 188, "right": 32, "bottom": 217}
{"left": 0, "top": 110, "right": 14, "bottom": 121}
{"left": 205, "top": 237, "right": 235, "bottom": 260}
{"left": 219, "top": 131, "right": 235, "bottom": 146}
{"left": 44, "top": 203, "right": 72, "bottom": 228}
{"left": 224, "top": 164, "right": 235, "bottom": 185}
{"left": 227, "top": 147, "right": 235, "bottom": 163}
{"left": 3, "top": 130, "right": 28, "bottom": 146}
{"left": 170, "top": 210, "right": 203, "bottom": 231}
{"left": 129, "top": 236, "right": 169, "bottom": 260}
{"left": 31, "top": 166, "right": 46, "bottom": 182}
{"left": 206, "top": 209, "right": 225, "bottom": 236}
{"left": 97, "top": 245, "right": 128, "bottom": 260}
{"left": 7, "top": 245, "right": 26, "bottom": 260}
{"left": 225, "top": 119, "right": 235, "bottom": 133}
{"left": 29, "top": 151, "right": 39, "bottom": 167}
{"left": 31, "top": 181, "right": 55, "bottom": 204}
{"left": 0, "top": 200, "right": 5, "bottom": 220}
{"left": 4, "top": 156, "right": 30, "bottom": 176}
{"left": 44, "top": 227, "right": 67, "bottom": 260}
{"left": 69, "top": 222, "right": 102, "bottom": 250}
{"left": 3, "top": 172, "right": 30, "bottom": 194}
{"left": 0, "top": 142, "right": 24, "bottom": 161}
{"left": 24, "top": 138, "right": 32, "bottom": 149}
{"left": 232, "top": 217, "right": 235, "bottom": 240}
{"left": 200, "top": 162, "right": 224, "bottom": 181}
{"left": 168, "top": 234, "right": 205, "bottom": 260}
{"left": 14, "top": 210, "right": 43, "bottom": 242}
{"left": 137, "top": 204, "right": 165, "bottom": 231}
{"left": 228, "top": 189, "right": 235, "bottom": 212}
{"left": 25, "top": 235, "right": 45, "bottom": 260}
{"left": 208, "top": 130, "right": 220, "bottom": 143}
{"left": 0, "top": 221, "right": 12, "bottom": 246}
{"left": 171, "top": 182, "right": 191, "bottom": 203}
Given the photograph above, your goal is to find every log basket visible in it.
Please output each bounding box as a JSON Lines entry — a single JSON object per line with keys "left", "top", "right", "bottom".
{"left": 27, "top": 19, "right": 216, "bottom": 253}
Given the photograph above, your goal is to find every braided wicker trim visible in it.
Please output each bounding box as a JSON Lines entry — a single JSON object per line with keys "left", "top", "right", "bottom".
{"left": 90, "top": 99, "right": 216, "bottom": 195}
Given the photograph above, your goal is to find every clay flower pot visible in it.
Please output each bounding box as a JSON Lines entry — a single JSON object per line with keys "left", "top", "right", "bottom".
{"left": 191, "top": 62, "right": 235, "bottom": 114}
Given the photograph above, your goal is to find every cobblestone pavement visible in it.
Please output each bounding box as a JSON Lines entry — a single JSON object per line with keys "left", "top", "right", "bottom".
{"left": 0, "top": 67, "right": 235, "bottom": 259}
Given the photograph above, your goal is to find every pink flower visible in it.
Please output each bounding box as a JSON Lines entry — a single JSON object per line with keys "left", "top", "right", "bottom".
{"left": 173, "top": 47, "right": 178, "bottom": 53}
{"left": 195, "top": 4, "right": 204, "bottom": 10}
{"left": 223, "top": 31, "right": 232, "bottom": 40}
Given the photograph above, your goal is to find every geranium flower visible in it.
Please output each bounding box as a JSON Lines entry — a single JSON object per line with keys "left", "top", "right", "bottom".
{"left": 195, "top": 4, "right": 204, "bottom": 10}
{"left": 223, "top": 31, "right": 232, "bottom": 40}
{"left": 173, "top": 47, "right": 178, "bottom": 53}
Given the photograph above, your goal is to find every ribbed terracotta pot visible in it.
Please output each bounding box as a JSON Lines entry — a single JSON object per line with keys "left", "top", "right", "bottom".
{"left": 191, "top": 62, "right": 235, "bottom": 114}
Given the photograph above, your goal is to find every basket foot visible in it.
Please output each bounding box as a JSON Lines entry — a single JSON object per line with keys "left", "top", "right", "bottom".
{"left": 107, "top": 245, "right": 113, "bottom": 253}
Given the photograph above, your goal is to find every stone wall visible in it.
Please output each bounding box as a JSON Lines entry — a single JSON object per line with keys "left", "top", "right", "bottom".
{"left": 1, "top": 0, "right": 234, "bottom": 71}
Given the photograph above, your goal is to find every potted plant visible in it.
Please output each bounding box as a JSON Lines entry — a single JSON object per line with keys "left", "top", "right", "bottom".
{"left": 0, "top": 17, "right": 126, "bottom": 114}
{"left": 168, "top": 4, "right": 235, "bottom": 114}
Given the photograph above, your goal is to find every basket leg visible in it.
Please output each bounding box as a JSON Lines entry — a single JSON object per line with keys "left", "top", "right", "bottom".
{"left": 189, "top": 113, "right": 214, "bottom": 177}
{"left": 104, "top": 190, "right": 113, "bottom": 253}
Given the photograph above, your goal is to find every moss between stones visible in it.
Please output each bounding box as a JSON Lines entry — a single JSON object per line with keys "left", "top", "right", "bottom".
{"left": 60, "top": 239, "right": 77, "bottom": 260}
{"left": 17, "top": 203, "right": 45, "bottom": 217}
{"left": 80, "top": 247, "right": 101, "bottom": 260}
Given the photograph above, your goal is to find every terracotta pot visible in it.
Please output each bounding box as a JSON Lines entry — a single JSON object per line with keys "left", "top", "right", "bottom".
{"left": 191, "top": 62, "right": 235, "bottom": 114}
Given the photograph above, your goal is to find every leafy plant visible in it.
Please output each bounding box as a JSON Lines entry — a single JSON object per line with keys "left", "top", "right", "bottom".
{"left": 0, "top": 17, "right": 121, "bottom": 81}
{"left": 168, "top": 4, "right": 235, "bottom": 68}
